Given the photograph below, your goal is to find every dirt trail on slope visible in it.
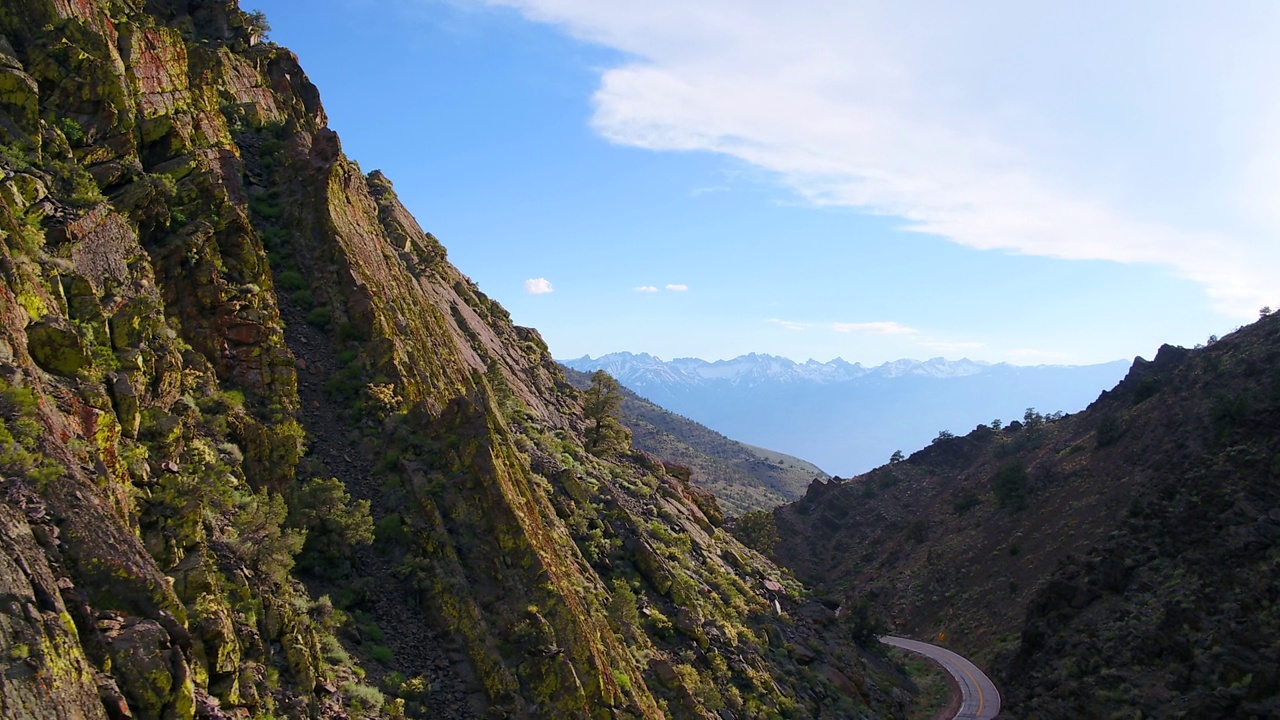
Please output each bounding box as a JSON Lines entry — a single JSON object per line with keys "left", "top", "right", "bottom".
{"left": 281, "top": 302, "right": 486, "bottom": 719}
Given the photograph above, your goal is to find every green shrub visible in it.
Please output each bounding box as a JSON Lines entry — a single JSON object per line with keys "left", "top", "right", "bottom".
{"left": 1131, "top": 377, "right": 1160, "bottom": 404}
{"left": 248, "top": 193, "right": 282, "bottom": 219}
{"left": 1096, "top": 414, "right": 1124, "bottom": 447}
{"left": 0, "top": 143, "right": 32, "bottom": 171}
{"left": 49, "top": 159, "right": 103, "bottom": 208}
{"left": 607, "top": 578, "right": 641, "bottom": 639}
{"left": 277, "top": 270, "right": 307, "bottom": 291}
{"left": 374, "top": 513, "right": 406, "bottom": 548}
{"left": 369, "top": 644, "right": 393, "bottom": 665}
{"left": 731, "top": 510, "right": 778, "bottom": 554}
{"left": 342, "top": 681, "right": 384, "bottom": 712}
{"left": 306, "top": 306, "right": 332, "bottom": 328}
{"left": 992, "top": 462, "right": 1030, "bottom": 511}
{"left": 952, "top": 490, "right": 982, "bottom": 516}
{"left": 57, "top": 117, "right": 86, "bottom": 144}
{"left": 906, "top": 519, "right": 928, "bottom": 543}
{"left": 291, "top": 476, "right": 374, "bottom": 578}
{"left": 842, "top": 598, "right": 886, "bottom": 648}
{"left": 232, "top": 488, "right": 306, "bottom": 582}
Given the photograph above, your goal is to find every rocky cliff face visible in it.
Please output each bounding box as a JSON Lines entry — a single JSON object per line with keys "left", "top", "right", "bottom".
{"left": 774, "top": 314, "right": 1280, "bottom": 718}
{"left": 0, "top": 2, "right": 910, "bottom": 718}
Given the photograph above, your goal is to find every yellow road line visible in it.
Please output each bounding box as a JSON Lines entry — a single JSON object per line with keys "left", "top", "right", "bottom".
{"left": 957, "top": 660, "right": 984, "bottom": 716}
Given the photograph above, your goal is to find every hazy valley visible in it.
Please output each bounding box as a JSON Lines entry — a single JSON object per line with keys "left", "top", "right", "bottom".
{"left": 563, "top": 352, "right": 1130, "bottom": 475}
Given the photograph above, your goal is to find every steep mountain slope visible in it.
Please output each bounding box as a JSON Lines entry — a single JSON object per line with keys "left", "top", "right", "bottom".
{"left": 562, "top": 366, "right": 824, "bottom": 515}
{"left": 0, "top": 2, "right": 915, "bottom": 718}
{"left": 774, "top": 314, "right": 1280, "bottom": 718}
{"left": 563, "top": 352, "right": 1129, "bottom": 475}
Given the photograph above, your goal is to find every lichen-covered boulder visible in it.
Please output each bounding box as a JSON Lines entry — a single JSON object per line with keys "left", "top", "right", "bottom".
{"left": 0, "top": 503, "right": 107, "bottom": 720}
{"left": 108, "top": 371, "right": 141, "bottom": 437}
{"left": 25, "top": 316, "right": 90, "bottom": 376}
{"left": 103, "top": 617, "right": 195, "bottom": 719}
{"left": 0, "top": 37, "right": 41, "bottom": 144}
{"left": 626, "top": 536, "right": 674, "bottom": 596}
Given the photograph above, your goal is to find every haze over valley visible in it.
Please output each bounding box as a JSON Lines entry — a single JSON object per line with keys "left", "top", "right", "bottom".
{"left": 564, "top": 352, "right": 1130, "bottom": 475}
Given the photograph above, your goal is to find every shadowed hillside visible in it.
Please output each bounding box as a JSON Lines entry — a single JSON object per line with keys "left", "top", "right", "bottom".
{"left": 774, "top": 313, "right": 1280, "bottom": 718}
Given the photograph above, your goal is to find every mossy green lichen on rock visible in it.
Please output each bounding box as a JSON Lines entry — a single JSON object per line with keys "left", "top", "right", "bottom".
{"left": 0, "top": 0, "right": 922, "bottom": 717}
{"left": 0, "top": 502, "right": 106, "bottom": 719}
{"left": 24, "top": 315, "right": 91, "bottom": 376}
{"left": 102, "top": 617, "right": 195, "bottom": 719}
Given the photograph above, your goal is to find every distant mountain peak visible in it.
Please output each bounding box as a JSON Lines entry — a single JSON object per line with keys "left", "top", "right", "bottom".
{"left": 562, "top": 352, "right": 1016, "bottom": 386}
{"left": 560, "top": 351, "right": 1130, "bottom": 474}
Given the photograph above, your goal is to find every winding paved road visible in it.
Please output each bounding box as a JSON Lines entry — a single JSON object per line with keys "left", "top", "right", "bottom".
{"left": 881, "top": 636, "right": 1001, "bottom": 720}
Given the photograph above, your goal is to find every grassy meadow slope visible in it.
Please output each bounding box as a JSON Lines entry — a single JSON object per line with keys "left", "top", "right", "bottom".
{"left": 774, "top": 313, "right": 1280, "bottom": 718}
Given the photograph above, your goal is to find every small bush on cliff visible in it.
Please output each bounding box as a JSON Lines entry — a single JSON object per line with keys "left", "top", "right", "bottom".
{"left": 57, "top": 117, "right": 86, "bottom": 144}
{"left": 1096, "top": 414, "right": 1125, "bottom": 447}
{"left": 0, "top": 383, "right": 63, "bottom": 485}
{"left": 292, "top": 476, "right": 375, "bottom": 578}
{"left": 0, "top": 143, "right": 32, "bottom": 171}
{"left": 992, "top": 461, "right": 1030, "bottom": 511}
{"left": 306, "top": 306, "right": 332, "bottom": 329}
{"left": 607, "top": 578, "right": 641, "bottom": 641}
{"left": 842, "top": 598, "right": 887, "bottom": 649}
{"left": 233, "top": 488, "right": 306, "bottom": 582}
{"left": 732, "top": 510, "right": 778, "bottom": 555}
{"left": 49, "top": 158, "right": 104, "bottom": 208}
{"left": 952, "top": 489, "right": 982, "bottom": 516}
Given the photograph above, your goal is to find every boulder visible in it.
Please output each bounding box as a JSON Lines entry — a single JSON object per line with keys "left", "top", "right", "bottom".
{"left": 26, "top": 316, "right": 91, "bottom": 376}
{"left": 104, "top": 618, "right": 195, "bottom": 719}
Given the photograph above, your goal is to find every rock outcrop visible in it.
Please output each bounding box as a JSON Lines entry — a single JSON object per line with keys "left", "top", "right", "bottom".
{"left": 0, "top": 1, "right": 911, "bottom": 718}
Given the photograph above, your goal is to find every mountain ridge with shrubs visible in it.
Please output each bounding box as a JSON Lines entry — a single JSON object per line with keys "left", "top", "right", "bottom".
{"left": 773, "top": 312, "right": 1280, "bottom": 718}
{"left": 0, "top": 1, "right": 919, "bottom": 717}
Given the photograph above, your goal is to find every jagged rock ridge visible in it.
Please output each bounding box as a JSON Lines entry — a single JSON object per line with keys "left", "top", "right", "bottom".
{"left": 0, "top": 1, "right": 917, "bottom": 718}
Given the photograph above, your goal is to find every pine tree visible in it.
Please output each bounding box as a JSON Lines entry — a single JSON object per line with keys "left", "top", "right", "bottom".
{"left": 583, "top": 370, "right": 630, "bottom": 454}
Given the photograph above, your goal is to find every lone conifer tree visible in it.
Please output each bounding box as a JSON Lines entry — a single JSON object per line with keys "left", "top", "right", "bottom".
{"left": 583, "top": 370, "right": 630, "bottom": 454}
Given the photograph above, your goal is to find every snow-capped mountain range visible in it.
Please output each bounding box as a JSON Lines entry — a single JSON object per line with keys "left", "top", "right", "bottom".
{"left": 561, "top": 352, "right": 1131, "bottom": 476}
{"left": 564, "top": 352, "right": 996, "bottom": 389}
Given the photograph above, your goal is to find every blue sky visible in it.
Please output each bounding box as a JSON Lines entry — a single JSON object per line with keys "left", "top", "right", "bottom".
{"left": 248, "top": 0, "right": 1280, "bottom": 366}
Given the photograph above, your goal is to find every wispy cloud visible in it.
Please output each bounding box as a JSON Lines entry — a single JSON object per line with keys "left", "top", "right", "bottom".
{"left": 665, "top": 283, "right": 689, "bottom": 291}
{"left": 524, "top": 277, "right": 554, "bottom": 294}
{"left": 768, "top": 318, "right": 813, "bottom": 331}
{"left": 832, "top": 321, "right": 918, "bottom": 335}
{"left": 633, "top": 285, "right": 660, "bottom": 292}
{"left": 481, "top": 0, "right": 1280, "bottom": 315}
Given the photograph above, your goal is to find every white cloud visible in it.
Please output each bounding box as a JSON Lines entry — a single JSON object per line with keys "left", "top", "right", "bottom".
{"left": 665, "top": 283, "right": 688, "bottom": 291}
{"left": 832, "top": 321, "right": 918, "bottom": 335}
{"left": 634, "top": 285, "right": 659, "bottom": 293}
{"left": 768, "top": 318, "right": 813, "bottom": 331}
{"left": 480, "top": 0, "right": 1280, "bottom": 316}
{"left": 524, "top": 277, "right": 554, "bottom": 294}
